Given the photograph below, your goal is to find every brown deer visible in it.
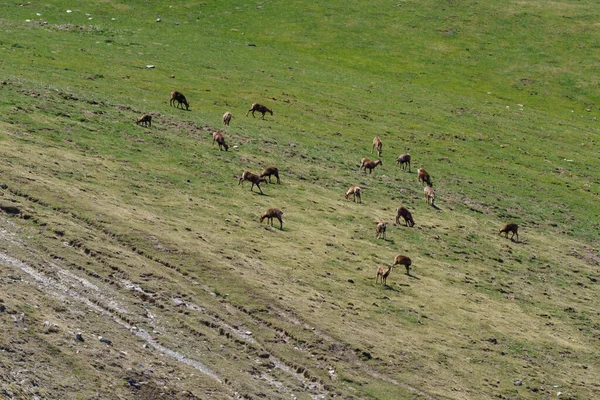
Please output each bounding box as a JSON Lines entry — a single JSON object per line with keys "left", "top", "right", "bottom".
{"left": 260, "top": 166, "right": 280, "bottom": 184}
{"left": 246, "top": 103, "right": 273, "bottom": 119}
{"left": 424, "top": 185, "right": 435, "bottom": 206}
{"left": 376, "top": 265, "right": 393, "bottom": 285}
{"left": 396, "top": 154, "right": 411, "bottom": 172}
{"left": 170, "top": 91, "right": 189, "bottom": 110}
{"left": 396, "top": 206, "right": 414, "bottom": 227}
{"left": 393, "top": 255, "right": 412, "bottom": 275}
{"left": 376, "top": 222, "right": 387, "bottom": 240}
{"left": 260, "top": 208, "right": 283, "bottom": 230}
{"left": 135, "top": 114, "right": 152, "bottom": 127}
{"left": 360, "top": 158, "right": 382, "bottom": 174}
{"left": 499, "top": 223, "right": 519, "bottom": 242}
{"left": 212, "top": 131, "right": 229, "bottom": 151}
{"left": 417, "top": 168, "right": 431, "bottom": 185}
{"left": 222, "top": 111, "right": 232, "bottom": 126}
{"left": 372, "top": 136, "right": 383, "bottom": 157}
{"left": 344, "top": 186, "right": 361, "bottom": 203}
{"left": 238, "top": 171, "right": 267, "bottom": 194}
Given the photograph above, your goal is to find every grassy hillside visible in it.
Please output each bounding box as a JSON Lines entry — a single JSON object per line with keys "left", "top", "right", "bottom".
{"left": 0, "top": 1, "right": 599, "bottom": 399}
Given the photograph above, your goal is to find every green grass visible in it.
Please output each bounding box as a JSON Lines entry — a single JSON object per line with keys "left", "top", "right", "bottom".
{"left": 0, "top": 1, "right": 599, "bottom": 399}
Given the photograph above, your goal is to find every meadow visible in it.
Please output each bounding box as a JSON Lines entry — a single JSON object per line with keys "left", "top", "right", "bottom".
{"left": 0, "top": 1, "right": 599, "bottom": 399}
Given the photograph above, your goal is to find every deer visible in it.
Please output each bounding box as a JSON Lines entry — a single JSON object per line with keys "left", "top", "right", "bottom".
{"left": 499, "top": 222, "right": 519, "bottom": 242}
{"left": 376, "top": 265, "right": 393, "bottom": 285}
{"left": 238, "top": 171, "right": 267, "bottom": 194}
{"left": 376, "top": 222, "right": 387, "bottom": 240}
{"left": 260, "top": 166, "right": 280, "bottom": 184}
{"left": 135, "top": 114, "right": 152, "bottom": 127}
{"left": 212, "top": 131, "right": 229, "bottom": 151}
{"left": 396, "top": 206, "right": 415, "bottom": 227}
{"left": 424, "top": 185, "right": 435, "bottom": 206}
{"left": 393, "top": 255, "right": 412, "bottom": 275}
{"left": 260, "top": 208, "right": 283, "bottom": 230}
{"left": 360, "top": 158, "right": 382, "bottom": 174}
{"left": 396, "top": 154, "right": 411, "bottom": 172}
{"left": 417, "top": 168, "right": 431, "bottom": 186}
{"left": 246, "top": 103, "right": 273, "bottom": 119}
{"left": 169, "top": 91, "right": 189, "bottom": 110}
{"left": 372, "top": 136, "right": 383, "bottom": 157}
{"left": 222, "top": 111, "right": 232, "bottom": 126}
{"left": 345, "top": 186, "right": 362, "bottom": 203}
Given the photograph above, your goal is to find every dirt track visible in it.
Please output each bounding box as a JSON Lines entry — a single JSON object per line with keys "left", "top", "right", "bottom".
{"left": 0, "top": 211, "right": 437, "bottom": 399}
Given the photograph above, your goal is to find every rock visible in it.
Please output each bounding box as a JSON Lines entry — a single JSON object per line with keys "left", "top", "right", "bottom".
{"left": 99, "top": 336, "right": 112, "bottom": 345}
{"left": 258, "top": 352, "right": 270, "bottom": 359}
{"left": 514, "top": 380, "right": 523, "bottom": 386}
{"left": 126, "top": 378, "right": 141, "bottom": 389}
{"left": 75, "top": 332, "right": 84, "bottom": 342}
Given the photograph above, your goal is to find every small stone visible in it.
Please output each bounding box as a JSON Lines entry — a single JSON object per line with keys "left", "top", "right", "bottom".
{"left": 156, "top": 18, "right": 161, "bottom": 22}
{"left": 127, "top": 378, "right": 141, "bottom": 389}
{"left": 258, "top": 352, "right": 270, "bottom": 359}
{"left": 75, "top": 332, "right": 84, "bottom": 342}
{"left": 347, "top": 279, "right": 354, "bottom": 284}
{"left": 99, "top": 336, "right": 112, "bottom": 345}
{"left": 514, "top": 380, "right": 523, "bottom": 386}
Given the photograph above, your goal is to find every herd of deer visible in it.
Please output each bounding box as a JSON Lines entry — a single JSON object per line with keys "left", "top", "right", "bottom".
{"left": 135, "top": 91, "right": 520, "bottom": 287}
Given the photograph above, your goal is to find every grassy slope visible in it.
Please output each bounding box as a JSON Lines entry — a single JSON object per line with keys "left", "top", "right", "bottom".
{"left": 0, "top": 1, "right": 599, "bottom": 399}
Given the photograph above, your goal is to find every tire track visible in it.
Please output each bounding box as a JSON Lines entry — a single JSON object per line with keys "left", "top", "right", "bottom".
{"left": 0, "top": 251, "right": 224, "bottom": 385}
{"left": 1, "top": 175, "right": 437, "bottom": 399}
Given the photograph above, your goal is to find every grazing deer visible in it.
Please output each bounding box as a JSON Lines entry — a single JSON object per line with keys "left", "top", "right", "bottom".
{"left": 246, "top": 103, "right": 273, "bottom": 119}
{"left": 499, "top": 223, "right": 519, "bottom": 242}
{"left": 345, "top": 186, "right": 362, "bottom": 203}
{"left": 393, "top": 255, "right": 412, "bottom": 275}
{"left": 396, "top": 154, "right": 411, "bottom": 172}
{"left": 170, "top": 91, "right": 189, "bottom": 110}
{"left": 260, "top": 208, "right": 283, "bottom": 230}
{"left": 135, "top": 114, "right": 152, "bottom": 127}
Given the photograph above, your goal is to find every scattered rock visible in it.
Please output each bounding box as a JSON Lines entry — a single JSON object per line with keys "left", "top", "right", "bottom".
{"left": 75, "top": 332, "right": 85, "bottom": 342}
{"left": 99, "top": 336, "right": 112, "bottom": 345}
{"left": 258, "top": 352, "right": 270, "bottom": 359}
{"left": 0, "top": 205, "right": 21, "bottom": 215}
{"left": 126, "top": 378, "right": 141, "bottom": 389}
{"left": 514, "top": 379, "right": 523, "bottom": 386}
